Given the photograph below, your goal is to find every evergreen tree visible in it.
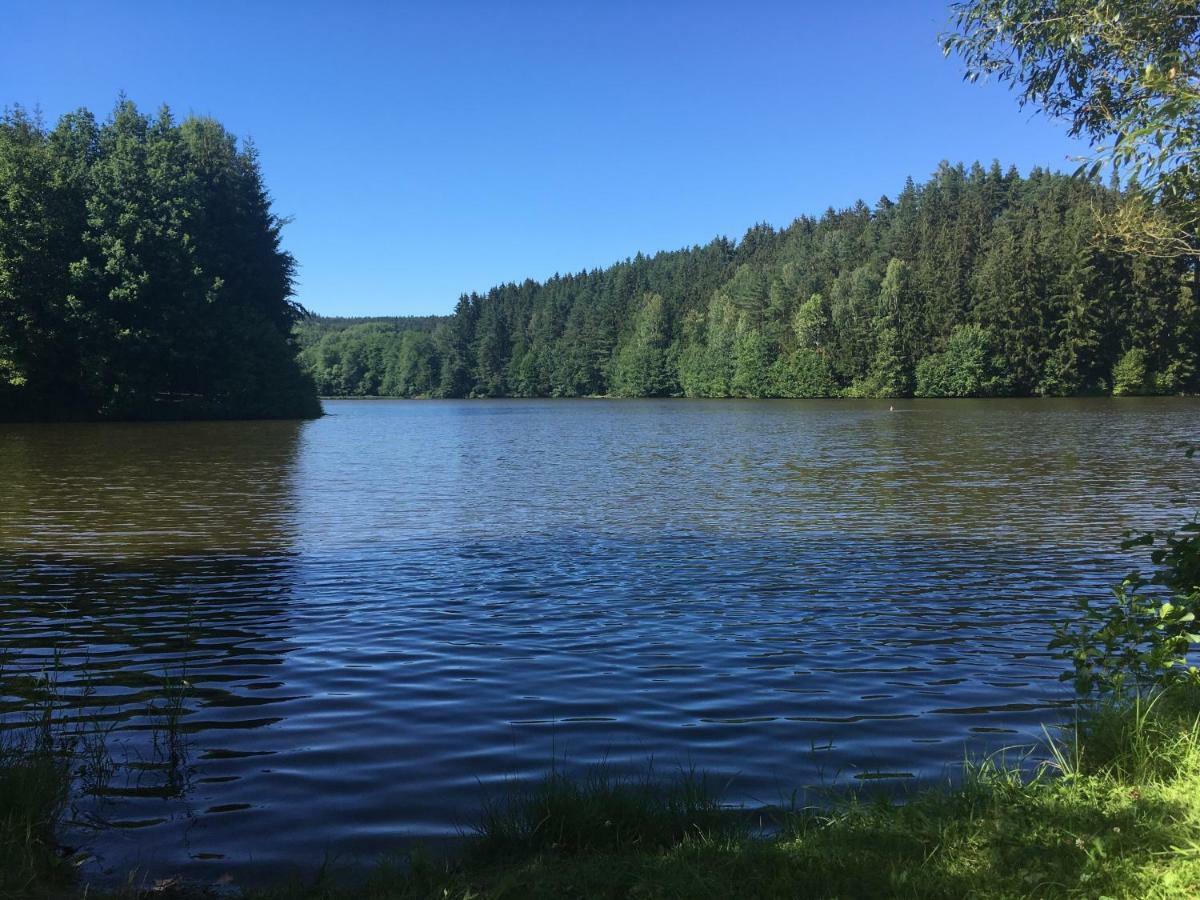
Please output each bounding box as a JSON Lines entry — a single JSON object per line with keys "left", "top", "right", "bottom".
{"left": 0, "top": 100, "right": 317, "bottom": 420}
{"left": 611, "top": 293, "right": 676, "bottom": 397}
{"left": 290, "top": 163, "right": 1195, "bottom": 401}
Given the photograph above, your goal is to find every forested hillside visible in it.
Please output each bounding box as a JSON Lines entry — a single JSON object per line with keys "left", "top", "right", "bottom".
{"left": 0, "top": 101, "right": 319, "bottom": 420}
{"left": 300, "top": 162, "right": 1198, "bottom": 399}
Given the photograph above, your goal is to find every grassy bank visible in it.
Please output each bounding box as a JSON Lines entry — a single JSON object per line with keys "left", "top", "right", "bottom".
{"left": 265, "top": 690, "right": 1200, "bottom": 899}
{"left": 4, "top": 690, "right": 1200, "bottom": 899}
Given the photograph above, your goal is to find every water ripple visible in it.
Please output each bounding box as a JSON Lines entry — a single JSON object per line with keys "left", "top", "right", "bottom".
{"left": 0, "top": 397, "right": 1196, "bottom": 881}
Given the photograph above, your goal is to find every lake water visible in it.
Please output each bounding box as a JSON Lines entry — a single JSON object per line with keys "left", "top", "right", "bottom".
{"left": 1, "top": 398, "right": 1197, "bottom": 883}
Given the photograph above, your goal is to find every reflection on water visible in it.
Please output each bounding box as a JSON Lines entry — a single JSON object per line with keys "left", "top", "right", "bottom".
{"left": 0, "top": 422, "right": 305, "bottom": 874}
{"left": 0, "top": 398, "right": 1197, "bottom": 882}
{"left": 0, "top": 420, "right": 305, "bottom": 557}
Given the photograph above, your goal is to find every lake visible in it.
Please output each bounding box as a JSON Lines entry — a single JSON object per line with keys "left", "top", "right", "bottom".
{"left": 1, "top": 398, "right": 1197, "bottom": 883}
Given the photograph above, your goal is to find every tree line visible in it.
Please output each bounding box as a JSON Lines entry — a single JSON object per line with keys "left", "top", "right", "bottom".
{"left": 298, "top": 162, "right": 1198, "bottom": 399}
{"left": 0, "top": 100, "right": 319, "bottom": 420}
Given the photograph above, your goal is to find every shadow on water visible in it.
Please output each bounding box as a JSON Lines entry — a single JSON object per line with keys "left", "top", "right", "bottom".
{"left": 0, "top": 419, "right": 307, "bottom": 558}
{"left": 0, "top": 420, "right": 308, "bottom": 877}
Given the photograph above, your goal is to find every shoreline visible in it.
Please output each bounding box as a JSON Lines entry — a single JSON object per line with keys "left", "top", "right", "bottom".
{"left": 8, "top": 692, "right": 1200, "bottom": 898}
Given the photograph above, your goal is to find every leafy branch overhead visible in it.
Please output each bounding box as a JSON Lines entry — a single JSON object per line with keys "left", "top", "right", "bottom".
{"left": 945, "top": 0, "right": 1200, "bottom": 256}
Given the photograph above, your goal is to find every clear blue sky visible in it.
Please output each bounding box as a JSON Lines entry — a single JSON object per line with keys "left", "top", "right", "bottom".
{"left": 4, "top": 1, "right": 1088, "bottom": 317}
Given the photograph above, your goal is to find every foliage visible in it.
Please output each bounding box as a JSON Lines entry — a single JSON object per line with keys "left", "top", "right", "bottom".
{"left": 944, "top": 0, "right": 1200, "bottom": 259}
{"left": 1052, "top": 574, "right": 1200, "bottom": 697}
{"left": 298, "top": 164, "right": 1198, "bottom": 399}
{"left": 0, "top": 100, "right": 319, "bottom": 421}
{"left": 610, "top": 293, "right": 677, "bottom": 397}
{"left": 297, "top": 322, "right": 441, "bottom": 397}
{"left": 913, "top": 323, "right": 1003, "bottom": 397}
{"left": 295, "top": 315, "right": 446, "bottom": 343}
{"left": 1113, "top": 346, "right": 1156, "bottom": 395}
{"left": 1052, "top": 448, "right": 1200, "bottom": 697}
{"left": 769, "top": 348, "right": 837, "bottom": 398}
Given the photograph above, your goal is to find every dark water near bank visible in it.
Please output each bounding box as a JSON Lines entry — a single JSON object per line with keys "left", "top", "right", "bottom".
{"left": 1, "top": 398, "right": 1197, "bottom": 882}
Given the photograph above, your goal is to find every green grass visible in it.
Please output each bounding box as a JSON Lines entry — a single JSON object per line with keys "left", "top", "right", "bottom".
{"left": 472, "top": 765, "right": 739, "bottom": 857}
{"left": 246, "top": 691, "right": 1200, "bottom": 897}
{"left": 248, "top": 688, "right": 1200, "bottom": 899}
{"left": 7, "top": 688, "right": 1200, "bottom": 899}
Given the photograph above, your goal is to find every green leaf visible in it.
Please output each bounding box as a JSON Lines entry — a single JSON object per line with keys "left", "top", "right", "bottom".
{"left": 1121, "top": 533, "right": 1154, "bottom": 549}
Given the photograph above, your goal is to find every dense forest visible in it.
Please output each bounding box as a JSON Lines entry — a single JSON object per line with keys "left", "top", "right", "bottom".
{"left": 296, "top": 316, "right": 446, "bottom": 398}
{"left": 0, "top": 100, "right": 319, "bottom": 420}
{"left": 297, "top": 315, "right": 446, "bottom": 338}
{"left": 298, "top": 163, "right": 1198, "bottom": 399}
